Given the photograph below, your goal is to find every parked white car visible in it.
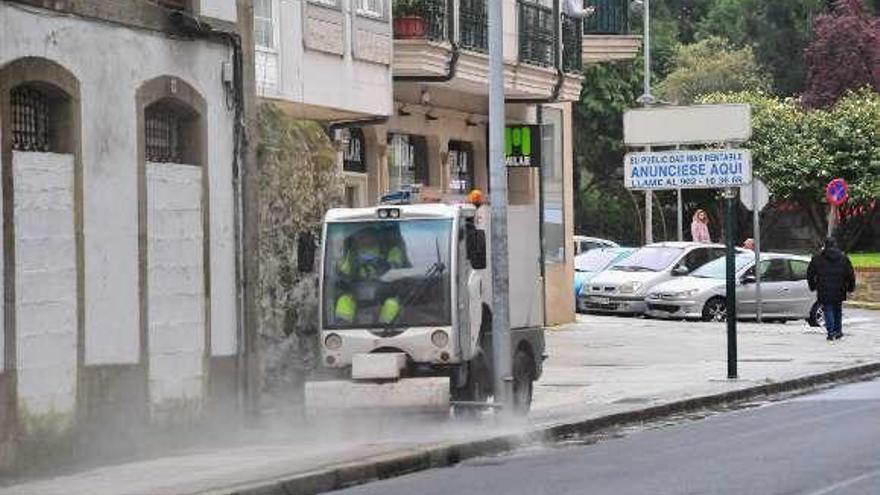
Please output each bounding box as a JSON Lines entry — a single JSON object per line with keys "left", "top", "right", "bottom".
{"left": 645, "top": 253, "right": 823, "bottom": 325}
{"left": 573, "top": 235, "right": 619, "bottom": 255}
{"left": 582, "top": 242, "right": 737, "bottom": 315}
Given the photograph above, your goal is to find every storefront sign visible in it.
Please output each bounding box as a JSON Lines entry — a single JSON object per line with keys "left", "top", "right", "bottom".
{"left": 624, "top": 149, "right": 752, "bottom": 190}
{"left": 505, "top": 125, "right": 541, "bottom": 168}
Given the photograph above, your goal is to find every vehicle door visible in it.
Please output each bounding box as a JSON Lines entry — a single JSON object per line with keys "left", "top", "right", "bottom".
{"left": 784, "top": 259, "right": 813, "bottom": 317}
{"left": 675, "top": 247, "right": 712, "bottom": 276}
{"left": 758, "top": 259, "right": 792, "bottom": 316}
{"left": 736, "top": 264, "right": 758, "bottom": 316}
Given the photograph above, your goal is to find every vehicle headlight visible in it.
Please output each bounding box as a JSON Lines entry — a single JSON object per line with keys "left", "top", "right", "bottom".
{"left": 324, "top": 333, "right": 342, "bottom": 350}
{"left": 670, "top": 288, "right": 700, "bottom": 299}
{"left": 431, "top": 329, "right": 449, "bottom": 348}
{"left": 619, "top": 282, "right": 644, "bottom": 294}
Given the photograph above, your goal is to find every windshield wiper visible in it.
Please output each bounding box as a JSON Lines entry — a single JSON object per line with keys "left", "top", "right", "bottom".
{"left": 383, "top": 237, "right": 446, "bottom": 329}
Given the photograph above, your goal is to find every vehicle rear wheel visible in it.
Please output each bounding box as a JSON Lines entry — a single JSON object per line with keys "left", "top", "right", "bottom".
{"left": 512, "top": 349, "right": 534, "bottom": 415}
{"left": 807, "top": 302, "right": 825, "bottom": 328}
{"left": 702, "top": 297, "right": 727, "bottom": 322}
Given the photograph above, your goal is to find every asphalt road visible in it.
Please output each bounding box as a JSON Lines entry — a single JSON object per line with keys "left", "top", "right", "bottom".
{"left": 331, "top": 378, "right": 880, "bottom": 495}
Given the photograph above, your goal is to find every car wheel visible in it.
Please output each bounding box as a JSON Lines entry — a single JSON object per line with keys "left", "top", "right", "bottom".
{"left": 807, "top": 302, "right": 825, "bottom": 328}
{"left": 512, "top": 349, "right": 535, "bottom": 415}
{"left": 702, "top": 297, "right": 727, "bottom": 322}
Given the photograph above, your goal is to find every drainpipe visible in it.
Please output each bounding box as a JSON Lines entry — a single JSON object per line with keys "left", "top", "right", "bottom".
{"left": 393, "top": 43, "right": 462, "bottom": 83}
{"left": 168, "top": 10, "right": 254, "bottom": 416}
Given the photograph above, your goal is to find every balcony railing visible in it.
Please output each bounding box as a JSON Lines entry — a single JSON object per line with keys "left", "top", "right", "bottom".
{"left": 561, "top": 14, "right": 583, "bottom": 73}
{"left": 518, "top": 0, "right": 557, "bottom": 67}
{"left": 393, "top": 0, "right": 451, "bottom": 42}
{"left": 459, "top": 0, "right": 488, "bottom": 53}
{"left": 583, "top": 0, "right": 629, "bottom": 34}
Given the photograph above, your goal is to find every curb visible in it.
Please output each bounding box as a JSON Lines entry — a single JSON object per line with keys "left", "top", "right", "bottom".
{"left": 217, "top": 362, "right": 880, "bottom": 495}
{"left": 846, "top": 301, "right": 880, "bottom": 310}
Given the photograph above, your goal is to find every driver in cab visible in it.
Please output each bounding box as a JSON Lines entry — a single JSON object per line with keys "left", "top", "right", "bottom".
{"left": 334, "top": 227, "right": 407, "bottom": 326}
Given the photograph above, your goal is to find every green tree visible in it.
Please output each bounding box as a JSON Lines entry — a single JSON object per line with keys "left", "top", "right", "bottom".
{"left": 656, "top": 36, "right": 771, "bottom": 104}
{"left": 700, "top": 90, "right": 880, "bottom": 248}
{"left": 697, "top": 0, "right": 827, "bottom": 96}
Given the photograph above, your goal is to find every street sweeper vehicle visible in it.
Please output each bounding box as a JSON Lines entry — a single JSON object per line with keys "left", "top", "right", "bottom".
{"left": 306, "top": 193, "right": 546, "bottom": 415}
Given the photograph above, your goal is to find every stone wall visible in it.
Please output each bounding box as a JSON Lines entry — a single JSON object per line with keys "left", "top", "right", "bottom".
{"left": 853, "top": 268, "right": 880, "bottom": 303}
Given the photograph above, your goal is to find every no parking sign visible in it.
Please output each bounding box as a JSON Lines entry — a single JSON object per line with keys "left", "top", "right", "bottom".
{"left": 826, "top": 179, "right": 849, "bottom": 206}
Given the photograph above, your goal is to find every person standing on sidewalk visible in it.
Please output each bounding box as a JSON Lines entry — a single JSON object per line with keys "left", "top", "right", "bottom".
{"left": 691, "top": 209, "right": 712, "bottom": 243}
{"left": 807, "top": 237, "right": 856, "bottom": 341}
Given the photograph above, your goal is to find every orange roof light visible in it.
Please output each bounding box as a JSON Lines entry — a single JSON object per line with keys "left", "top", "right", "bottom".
{"left": 467, "top": 189, "right": 485, "bottom": 206}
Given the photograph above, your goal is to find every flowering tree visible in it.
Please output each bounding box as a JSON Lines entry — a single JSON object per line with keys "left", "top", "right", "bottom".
{"left": 701, "top": 89, "right": 880, "bottom": 249}
{"left": 803, "top": 0, "right": 880, "bottom": 108}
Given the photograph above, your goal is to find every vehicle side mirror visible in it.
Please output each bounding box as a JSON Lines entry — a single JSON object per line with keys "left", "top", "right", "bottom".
{"left": 467, "top": 227, "right": 487, "bottom": 270}
{"left": 672, "top": 265, "right": 690, "bottom": 276}
{"left": 741, "top": 274, "right": 757, "bottom": 285}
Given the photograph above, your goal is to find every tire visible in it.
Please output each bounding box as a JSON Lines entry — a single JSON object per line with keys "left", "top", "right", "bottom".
{"left": 701, "top": 297, "right": 727, "bottom": 322}
{"left": 512, "top": 349, "right": 535, "bottom": 415}
{"left": 807, "top": 302, "right": 825, "bottom": 328}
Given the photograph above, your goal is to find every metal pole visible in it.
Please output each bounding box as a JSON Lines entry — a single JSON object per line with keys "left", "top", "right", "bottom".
{"left": 753, "top": 180, "right": 763, "bottom": 324}
{"left": 645, "top": 190, "right": 653, "bottom": 244}
{"left": 642, "top": 0, "right": 651, "bottom": 102}
{"left": 724, "top": 188, "right": 738, "bottom": 379}
{"left": 677, "top": 189, "right": 683, "bottom": 241}
{"left": 488, "top": 0, "right": 513, "bottom": 413}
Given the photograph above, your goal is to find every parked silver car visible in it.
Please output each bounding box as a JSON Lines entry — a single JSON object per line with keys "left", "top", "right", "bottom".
{"left": 583, "top": 242, "right": 736, "bottom": 315}
{"left": 645, "top": 252, "right": 824, "bottom": 324}
{"left": 573, "top": 235, "right": 619, "bottom": 255}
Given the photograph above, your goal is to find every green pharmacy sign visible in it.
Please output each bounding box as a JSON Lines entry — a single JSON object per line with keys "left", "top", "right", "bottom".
{"left": 505, "top": 125, "right": 541, "bottom": 168}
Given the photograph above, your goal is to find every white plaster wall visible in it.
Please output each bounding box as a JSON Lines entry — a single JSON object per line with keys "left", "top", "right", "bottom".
{"left": 13, "top": 152, "right": 77, "bottom": 422}
{"left": 199, "top": 0, "right": 238, "bottom": 23}
{"left": 147, "top": 163, "right": 205, "bottom": 404}
{"left": 268, "top": 0, "right": 393, "bottom": 117}
{"left": 0, "top": 4, "right": 239, "bottom": 367}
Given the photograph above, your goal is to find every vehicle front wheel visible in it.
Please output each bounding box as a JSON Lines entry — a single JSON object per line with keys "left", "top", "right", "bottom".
{"left": 807, "top": 302, "right": 825, "bottom": 328}
{"left": 512, "top": 349, "right": 535, "bottom": 415}
{"left": 702, "top": 297, "right": 727, "bottom": 322}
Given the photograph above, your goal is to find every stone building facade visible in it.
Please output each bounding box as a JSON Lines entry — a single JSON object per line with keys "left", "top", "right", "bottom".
{"left": 0, "top": 0, "right": 254, "bottom": 470}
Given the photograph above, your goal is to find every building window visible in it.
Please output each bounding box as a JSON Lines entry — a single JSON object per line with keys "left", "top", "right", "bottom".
{"left": 356, "top": 0, "right": 384, "bottom": 18}
{"left": 11, "top": 84, "right": 70, "bottom": 153}
{"left": 387, "top": 133, "right": 428, "bottom": 192}
{"left": 342, "top": 128, "right": 367, "bottom": 173}
{"left": 448, "top": 141, "right": 474, "bottom": 194}
{"left": 145, "top": 100, "right": 199, "bottom": 164}
{"left": 254, "top": 0, "right": 276, "bottom": 50}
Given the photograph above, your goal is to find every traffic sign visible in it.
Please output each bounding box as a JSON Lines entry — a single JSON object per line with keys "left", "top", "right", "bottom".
{"left": 740, "top": 178, "right": 770, "bottom": 211}
{"left": 624, "top": 104, "right": 752, "bottom": 147}
{"left": 826, "top": 178, "right": 849, "bottom": 206}
{"left": 624, "top": 149, "right": 752, "bottom": 190}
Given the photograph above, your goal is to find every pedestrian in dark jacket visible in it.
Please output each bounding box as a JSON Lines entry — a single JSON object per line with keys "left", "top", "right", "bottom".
{"left": 807, "top": 237, "right": 856, "bottom": 340}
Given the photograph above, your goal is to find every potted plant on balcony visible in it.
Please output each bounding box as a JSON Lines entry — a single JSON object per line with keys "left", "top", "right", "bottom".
{"left": 393, "top": 0, "right": 429, "bottom": 39}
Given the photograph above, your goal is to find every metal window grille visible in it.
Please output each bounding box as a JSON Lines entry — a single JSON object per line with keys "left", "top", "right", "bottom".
{"left": 562, "top": 14, "right": 583, "bottom": 73}
{"left": 11, "top": 86, "right": 51, "bottom": 152}
{"left": 145, "top": 108, "right": 184, "bottom": 163}
{"left": 394, "top": 0, "right": 449, "bottom": 41}
{"left": 518, "top": 0, "right": 557, "bottom": 67}
{"left": 583, "top": 0, "right": 628, "bottom": 34}
{"left": 460, "top": 0, "right": 488, "bottom": 53}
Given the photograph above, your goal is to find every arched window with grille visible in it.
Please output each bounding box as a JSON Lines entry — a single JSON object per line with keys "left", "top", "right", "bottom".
{"left": 144, "top": 99, "right": 200, "bottom": 165}
{"left": 10, "top": 83, "right": 73, "bottom": 153}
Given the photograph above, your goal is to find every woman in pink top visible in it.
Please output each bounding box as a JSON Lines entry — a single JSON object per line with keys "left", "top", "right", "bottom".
{"left": 691, "top": 209, "right": 712, "bottom": 243}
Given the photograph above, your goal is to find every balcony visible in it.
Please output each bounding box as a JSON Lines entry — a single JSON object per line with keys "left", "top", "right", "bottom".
{"left": 393, "top": 0, "right": 584, "bottom": 104}
{"left": 581, "top": 0, "right": 641, "bottom": 63}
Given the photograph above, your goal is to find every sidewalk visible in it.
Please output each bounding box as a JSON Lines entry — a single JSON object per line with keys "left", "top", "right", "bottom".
{"left": 2, "top": 310, "right": 878, "bottom": 495}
